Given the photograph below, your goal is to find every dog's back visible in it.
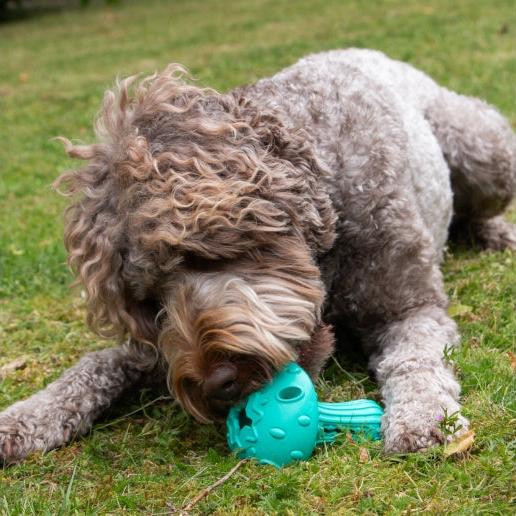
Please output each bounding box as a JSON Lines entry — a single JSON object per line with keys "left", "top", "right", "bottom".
{"left": 243, "top": 50, "right": 452, "bottom": 254}
{"left": 243, "top": 49, "right": 516, "bottom": 254}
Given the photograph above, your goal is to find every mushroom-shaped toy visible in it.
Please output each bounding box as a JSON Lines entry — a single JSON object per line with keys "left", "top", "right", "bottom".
{"left": 226, "top": 362, "right": 383, "bottom": 467}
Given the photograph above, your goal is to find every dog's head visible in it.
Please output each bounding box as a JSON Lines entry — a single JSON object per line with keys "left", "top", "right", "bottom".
{"left": 56, "top": 65, "right": 336, "bottom": 422}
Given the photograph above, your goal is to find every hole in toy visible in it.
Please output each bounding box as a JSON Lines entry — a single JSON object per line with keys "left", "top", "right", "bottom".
{"left": 278, "top": 386, "right": 303, "bottom": 402}
{"left": 238, "top": 408, "right": 253, "bottom": 429}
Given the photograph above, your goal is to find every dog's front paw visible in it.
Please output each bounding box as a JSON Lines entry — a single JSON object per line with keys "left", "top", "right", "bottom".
{"left": 382, "top": 405, "right": 469, "bottom": 453}
{"left": 0, "top": 415, "right": 35, "bottom": 465}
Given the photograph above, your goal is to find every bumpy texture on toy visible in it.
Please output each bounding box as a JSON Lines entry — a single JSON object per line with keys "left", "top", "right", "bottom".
{"left": 227, "top": 363, "right": 383, "bottom": 467}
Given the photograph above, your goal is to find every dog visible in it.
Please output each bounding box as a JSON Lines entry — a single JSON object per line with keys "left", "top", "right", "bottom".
{"left": 1, "top": 49, "right": 515, "bottom": 464}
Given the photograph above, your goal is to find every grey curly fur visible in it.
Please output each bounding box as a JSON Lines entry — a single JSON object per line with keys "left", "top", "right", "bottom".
{"left": 2, "top": 48, "right": 515, "bottom": 464}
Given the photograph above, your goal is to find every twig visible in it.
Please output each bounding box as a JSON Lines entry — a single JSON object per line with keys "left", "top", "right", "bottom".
{"left": 179, "top": 459, "right": 248, "bottom": 514}
{"left": 331, "top": 356, "right": 369, "bottom": 386}
{"left": 403, "top": 470, "right": 423, "bottom": 503}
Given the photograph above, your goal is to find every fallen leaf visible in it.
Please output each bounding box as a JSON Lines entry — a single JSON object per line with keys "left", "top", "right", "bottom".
{"left": 507, "top": 352, "right": 516, "bottom": 371}
{"left": 443, "top": 430, "right": 475, "bottom": 457}
{"left": 8, "top": 244, "right": 24, "bottom": 256}
{"left": 358, "top": 447, "right": 369, "bottom": 463}
{"left": 448, "top": 304, "right": 472, "bottom": 318}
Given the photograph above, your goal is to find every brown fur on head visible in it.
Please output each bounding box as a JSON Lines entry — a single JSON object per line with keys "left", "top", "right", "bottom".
{"left": 55, "top": 65, "right": 336, "bottom": 422}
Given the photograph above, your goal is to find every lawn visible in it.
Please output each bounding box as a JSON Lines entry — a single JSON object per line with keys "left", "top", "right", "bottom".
{"left": 0, "top": 0, "right": 515, "bottom": 513}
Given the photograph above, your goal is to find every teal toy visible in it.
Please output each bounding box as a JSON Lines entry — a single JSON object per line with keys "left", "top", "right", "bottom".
{"left": 226, "top": 362, "right": 383, "bottom": 467}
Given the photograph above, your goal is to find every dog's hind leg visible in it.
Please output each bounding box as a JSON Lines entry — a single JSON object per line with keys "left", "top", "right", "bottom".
{"left": 0, "top": 341, "right": 162, "bottom": 465}
{"left": 426, "top": 90, "right": 516, "bottom": 249}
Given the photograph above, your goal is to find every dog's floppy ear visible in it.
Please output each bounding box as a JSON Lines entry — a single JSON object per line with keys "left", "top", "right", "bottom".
{"left": 55, "top": 146, "right": 159, "bottom": 344}
{"left": 139, "top": 91, "right": 338, "bottom": 260}
{"left": 117, "top": 88, "right": 337, "bottom": 261}
{"left": 129, "top": 171, "right": 294, "bottom": 260}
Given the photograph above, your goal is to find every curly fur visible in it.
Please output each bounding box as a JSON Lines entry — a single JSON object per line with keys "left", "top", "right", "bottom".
{"left": 56, "top": 66, "right": 335, "bottom": 343}
{"left": 53, "top": 65, "right": 335, "bottom": 422}
{"left": 1, "top": 48, "right": 515, "bottom": 464}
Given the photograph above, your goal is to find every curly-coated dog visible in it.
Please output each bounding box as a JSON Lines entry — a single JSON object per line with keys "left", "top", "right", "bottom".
{"left": 1, "top": 49, "right": 515, "bottom": 464}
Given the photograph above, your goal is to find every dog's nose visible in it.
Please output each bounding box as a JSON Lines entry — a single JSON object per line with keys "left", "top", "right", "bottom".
{"left": 203, "top": 363, "right": 241, "bottom": 401}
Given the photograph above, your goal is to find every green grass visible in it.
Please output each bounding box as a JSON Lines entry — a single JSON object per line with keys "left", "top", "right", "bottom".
{"left": 1, "top": 0, "right": 515, "bottom": 513}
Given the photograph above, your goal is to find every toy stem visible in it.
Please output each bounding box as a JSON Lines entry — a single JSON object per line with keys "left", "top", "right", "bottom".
{"left": 317, "top": 399, "right": 383, "bottom": 442}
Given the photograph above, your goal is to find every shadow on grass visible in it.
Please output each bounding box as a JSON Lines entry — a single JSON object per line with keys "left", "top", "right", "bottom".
{"left": 91, "top": 383, "right": 228, "bottom": 459}
{"left": 0, "top": 0, "right": 118, "bottom": 24}
{"left": 88, "top": 341, "right": 379, "bottom": 466}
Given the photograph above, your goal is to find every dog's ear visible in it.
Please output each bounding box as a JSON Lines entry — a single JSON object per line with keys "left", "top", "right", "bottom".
{"left": 140, "top": 92, "right": 338, "bottom": 260}
{"left": 55, "top": 151, "right": 159, "bottom": 344}
{"left": 119, "top": 91, "right": 338, "bottom": 261}
{"left": 129, "top": 175, "right": 294, "bottom": 260}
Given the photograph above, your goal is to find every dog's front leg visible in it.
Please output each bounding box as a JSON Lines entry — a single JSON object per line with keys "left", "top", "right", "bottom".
{"left": 369, "top": 306, "right": 468, "bottom": 453}
{"left": 0, "top": 341, "right": 161, "bottom": 465}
